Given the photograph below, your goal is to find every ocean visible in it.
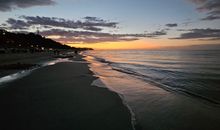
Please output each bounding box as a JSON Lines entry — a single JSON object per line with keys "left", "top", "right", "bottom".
{"left": 83, "top": 50, "right": 220, "bottom": 130}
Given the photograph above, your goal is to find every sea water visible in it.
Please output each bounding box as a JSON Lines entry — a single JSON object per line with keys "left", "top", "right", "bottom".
{"left": 84, "top": 50, "right": 220, "bottom": 130}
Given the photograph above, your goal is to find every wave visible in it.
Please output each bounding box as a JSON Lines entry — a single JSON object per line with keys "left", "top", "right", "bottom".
{"left": 87, "top": 55, "right": 113, "bottom": 64}
{"left": 90, "top": 55, "right": 220, "bottom": 106}
{"left": 91, "top": 78, "right": 137, "bottom": 130}
{"left": 0, "top": 58, "right": 73, "bottom": 86}
{"left": 113, "top": 66, "right": 220, "bottom": 106}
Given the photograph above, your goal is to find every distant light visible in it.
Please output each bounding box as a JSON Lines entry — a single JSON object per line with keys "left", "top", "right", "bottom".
{"left": 47, "top": 35, "right": 62, "bottom": 39}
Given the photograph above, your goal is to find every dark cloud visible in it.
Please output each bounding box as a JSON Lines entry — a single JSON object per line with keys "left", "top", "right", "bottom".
{"left": 82, "top": 26, "right": 102, "bottom": 32}
{"left": 84, "top": 16, "right": 105, "bottom": 22}
{"left": 172, "top": 28, "right": 220, "bottom": 40}
{"left": 165, "top": 23, "right": 178, "bottom": 27}
{"left": 22, "top": 16, "right": 118, "bottom": 29}
{"left": 40, "top": 29, "right": 146, "bottom": 43}
{"left": 42, "top": 25, "right": 53, "bottom": 29}
{"left": 145, "top": 30, "right": 167, "bottom": 38}
{"left": 201, "top": 15, "right": 220, "bottom": 20}
{"left": 4, "top": 16, "right": 118, "bottom": 32}
{"left": 189, "top": 0, "right": 220, "bottom": 20}
{"left": 6, "top": 18, "right": 30, "bottom": 29}
{"left": 22, "top": 16, "right": 81, "bottom": 29}
{"left": 0, "top": 0, "right": 55, "bottom": 12}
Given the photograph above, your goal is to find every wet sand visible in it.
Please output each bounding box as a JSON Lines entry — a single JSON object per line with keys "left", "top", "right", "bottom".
{"left": 0, "top": 56, "right": 133, "bottom": 130}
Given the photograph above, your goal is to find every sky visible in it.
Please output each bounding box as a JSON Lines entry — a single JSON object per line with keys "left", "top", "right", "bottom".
{"left": 0, "top": 0, "right": 220, "bottom": 49}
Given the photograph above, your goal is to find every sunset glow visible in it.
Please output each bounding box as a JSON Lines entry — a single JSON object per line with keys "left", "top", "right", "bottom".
{"left": 67, "top": 39, "right": 220, "bottom": 50}
{"left": 0, "top": 0, "right": 219, "bottom": 50}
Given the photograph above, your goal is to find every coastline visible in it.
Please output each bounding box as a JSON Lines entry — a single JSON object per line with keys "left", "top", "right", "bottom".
{"left": 0, "top": 54, "right": 134, "bottom": 130}
{"left": 84, "top": 50, "right": 220, "bottom": 130}
{"left": 0, "top": 52, "right": 54, "bottom": 77}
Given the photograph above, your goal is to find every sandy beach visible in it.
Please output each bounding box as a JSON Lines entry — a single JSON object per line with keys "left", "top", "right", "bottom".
{"left": 0, "top": 55, "right": 133, "bottom": 130}
{"left": 0, "top": 52, "right": 55, "bottom": 77}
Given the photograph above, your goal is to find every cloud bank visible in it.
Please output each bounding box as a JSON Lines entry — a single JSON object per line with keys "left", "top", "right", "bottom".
{"left": 189, "top": 0, "right": 220, "bottom": 20}
{"left": 1, "top": 16, "right": 150, "bottom": 43}
{"left": 172, "top": 28, "right": 220, "bottom": 40}
{"left": 0, "top": 0, "right": 55, "bottom": 11}
{"left": 4, "top": 16, "right": 118, "bottom": 32}
{"left": 1, "top": 15, "right": 170, "bottom": 43}
{"left": 40, "top": 29, "right": 146, "bottom": 43}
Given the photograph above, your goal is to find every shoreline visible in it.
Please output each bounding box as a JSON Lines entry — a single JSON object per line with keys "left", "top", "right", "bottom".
{"left": 0, "top": 54, "right": 134, "bottom": 130}
{"left": 82, "top": 55, "right": 140, "bottom": 130}
{"left": 0, "top": 51, "right": 79, "bottom": 78}
{"left": 84, "top": 51, "right": 220, "bottom": 130}
{"left": 91, "top": 78, "right": 140, "bottom": 130}
{"left": 85, "top": 55, "right": 142, "bottom": 130}
{"left": 0, "top": 52, "right": 54, "bottom": 78}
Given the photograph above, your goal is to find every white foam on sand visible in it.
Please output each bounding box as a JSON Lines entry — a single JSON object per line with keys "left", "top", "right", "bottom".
{"left": 91, "top": 78, "right": 107, "bottom": 88}
{"left": 0, "top": 58, "right": 73, "bottom": 86}
{"left": 91, "top": 77, "right": 137, "bottom": 130}
{"left": 0, "top": 69, "right": 34, "bottom": 86}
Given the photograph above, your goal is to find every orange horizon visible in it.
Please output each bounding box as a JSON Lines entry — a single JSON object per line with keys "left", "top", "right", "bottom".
{"left": 65, "top": 39, "right": 220, "bottom": 50}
